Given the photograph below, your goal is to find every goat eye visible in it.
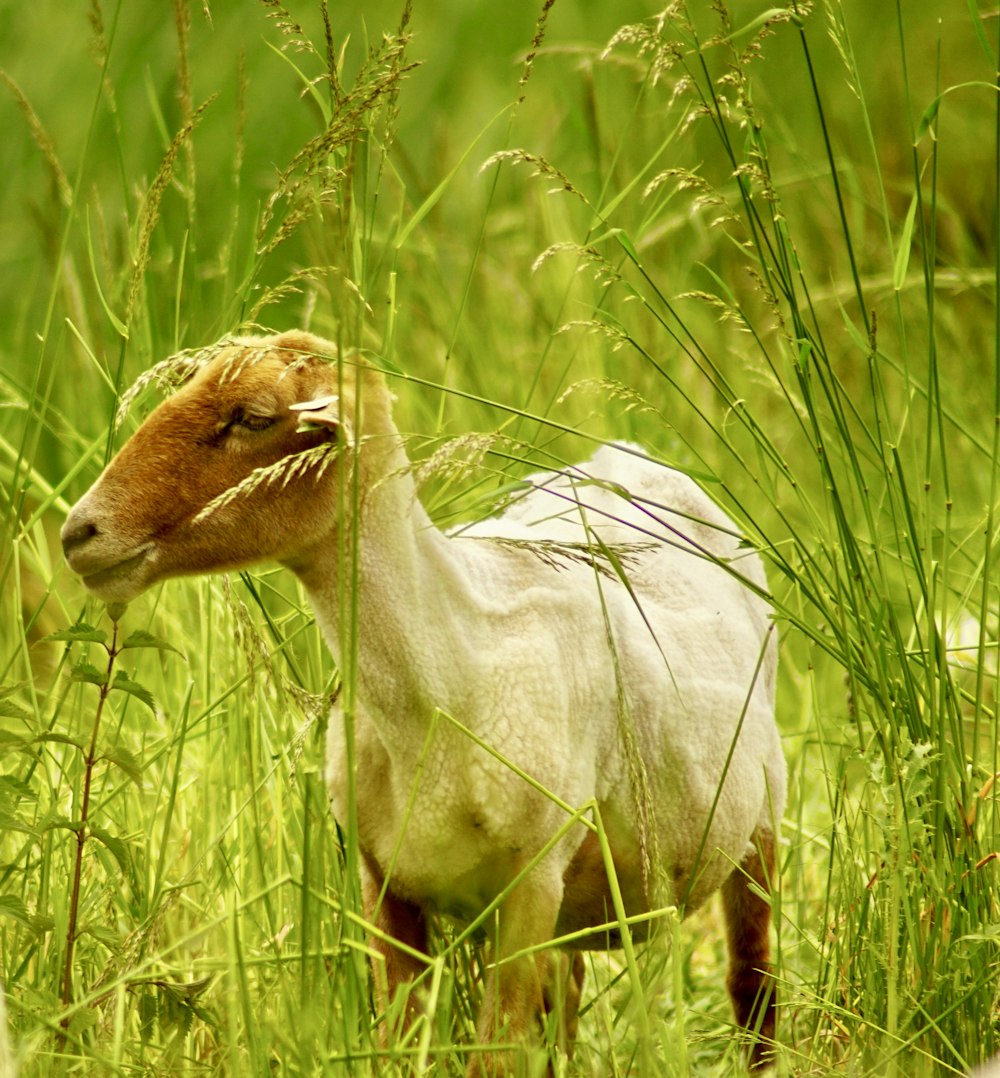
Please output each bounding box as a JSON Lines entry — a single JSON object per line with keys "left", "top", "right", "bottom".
{"left": 230, "top": 408, "right": 277, "bottom": 433}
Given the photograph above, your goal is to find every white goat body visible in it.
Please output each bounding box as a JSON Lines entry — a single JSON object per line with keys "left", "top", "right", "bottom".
{"left": 324, "top": 444, "right": 780, "bottom": 921}
{"left": 60, "top": 331, "right": 785, "bottom": 1071}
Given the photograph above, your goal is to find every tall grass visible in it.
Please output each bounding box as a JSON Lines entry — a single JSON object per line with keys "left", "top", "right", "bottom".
{"left": 1, "top": 0, "right": 998, "bottom": 1074}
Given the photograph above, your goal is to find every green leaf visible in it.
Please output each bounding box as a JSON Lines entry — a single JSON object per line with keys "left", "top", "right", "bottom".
{"left": 611, "top": 228, "right": 639, "bottom": 264}
{"left": 967, "top": 0, "right": 996, "bottom": 67}
{"left": 720, "top": 8, "right": 791, "bottom": 44}
{"left": 68, "top": 1007, "right": 98, "bottom": 1037}
{"left": 38, "top": 813, "right": 80, "bottom": 834}
{"left": 33, "top": 732, "right": 86, "bottom": 752}
{"left": 139, "top": 990, "right": 157, "bottom": 1046}
{"left": 0, "top": 697, "right": 34, "bottom": 722}
{"left": 110, "top": 672, "right": 156, "bottom": 712}
{"left": 262, "top": 39, "right": 330, "bottom": 121}
{"left": 99, "top": 743, "right": 144, "bottom": 785}
{"left": 0, "top": 774, "right": 38, "bottom": 805}
{"left": 0, "top": 894, "right": 49, "bottom": 935}
{"left": 45, "top": 623, "right": 108, "bottom": 646}
{"left": 160, "top": 976, "right": 213, "bottom": 1003}
{"left": 29, "top": 911, "right": 55, "bottom": 935}
{"left": 89, "top": 826, "right": 134, "bottom": 882}
{"left": 84, "top": 208, "right": 129, "bottom": 339}
{"left": 0, "top": 893, "right": 32, "bottom": 926}
{"left": 0, "top": 810, "right": 38, "bottom": 836}
{"left": 79, "top": 921, "right": 122, "bottom": 949}
{"left": 158, "top": 983, "right": 196, "bottom": 1038}
{"left": 71, "top": 662, "right": 107, "bottom": 687}
{"left": 89, "top": 827, "right": 139, "bottom": 896}
{"left": 892, "top": 191, "right": 918, "bottom": 291}
{"left": 916, "top": 81, "right": 998, "bottom": 142}
{"left": 121, "top": 630, "right": 182, "bottom": 655}
{"left": 0, "top": 731, "right": 31, "bottom": 756}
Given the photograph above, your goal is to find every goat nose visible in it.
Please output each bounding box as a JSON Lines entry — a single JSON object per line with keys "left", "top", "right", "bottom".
{"left": 61, "top": 516, "right": 99, "bottom": 555}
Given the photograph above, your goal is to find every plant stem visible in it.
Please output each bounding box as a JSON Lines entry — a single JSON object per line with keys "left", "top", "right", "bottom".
{"left": 59, "top": 618, "right": 120, "bottom": 1033}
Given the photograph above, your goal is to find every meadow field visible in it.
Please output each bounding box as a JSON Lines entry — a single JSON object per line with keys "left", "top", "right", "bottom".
{"left": 1, "top": 1, "right": 999, "bottom": 1074}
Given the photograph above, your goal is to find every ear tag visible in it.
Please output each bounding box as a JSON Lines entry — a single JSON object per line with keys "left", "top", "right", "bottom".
{"left": 289, "top": 394, "right": 341, "bottom": 433}
{"left": 289, "top": 394, "right": 339, "bottom": 412}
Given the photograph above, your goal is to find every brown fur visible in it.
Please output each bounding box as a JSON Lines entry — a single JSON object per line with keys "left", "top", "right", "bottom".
{"left": 555, "top": 830, "right": 645, "bottom": 948}
{"left": 61, "top": 334, "right": 373, "bottom": 597}
{"left": 362, "top": 852, "right": 430, "bottom": 1039}
{"left": 722, "top": 828, "right": 778, "bottom": 1069}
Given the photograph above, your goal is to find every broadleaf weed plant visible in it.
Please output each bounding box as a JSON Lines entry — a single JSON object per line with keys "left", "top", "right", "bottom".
{"left": 1, "top": 0, "right": 999, "bottom": 1074}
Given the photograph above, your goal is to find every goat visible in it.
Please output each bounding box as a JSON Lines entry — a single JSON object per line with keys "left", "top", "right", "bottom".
{"left": 60, "top": 330, "right": 785, "bottom": 1072}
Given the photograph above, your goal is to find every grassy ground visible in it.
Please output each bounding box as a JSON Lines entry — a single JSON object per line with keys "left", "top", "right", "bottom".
{"left": 2, "top": 0, "right": 999, "bottom": 1074}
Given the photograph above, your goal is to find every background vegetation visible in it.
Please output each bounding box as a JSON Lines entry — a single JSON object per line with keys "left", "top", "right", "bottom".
{"left": 1, "top": 0, "right": 998, "bottom": 1073}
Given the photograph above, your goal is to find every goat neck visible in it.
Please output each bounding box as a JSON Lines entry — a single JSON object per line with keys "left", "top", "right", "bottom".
{"left": 290, "top": 405, "right": 486, "bottom": 741}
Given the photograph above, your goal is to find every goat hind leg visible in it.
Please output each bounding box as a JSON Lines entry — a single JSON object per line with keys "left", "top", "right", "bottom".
{"left": 543, "top": 951, "right": 585, "bottom": 1058}
{"left": 721, "top": 828, "right": 777, "bottom": 1069}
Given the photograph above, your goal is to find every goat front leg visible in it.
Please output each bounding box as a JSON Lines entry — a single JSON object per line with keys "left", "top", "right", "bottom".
{"left": 361, "top": 851, "right": 430, "bottom": 1043}
{"left": 544, "top": 951, "right": 585, "bottom": 1058}
{"left": 469, "top": 867, "right": 563, "bottom": 1078}
{"left": 721, "top": 828, "right": 778, "bottom": 1070}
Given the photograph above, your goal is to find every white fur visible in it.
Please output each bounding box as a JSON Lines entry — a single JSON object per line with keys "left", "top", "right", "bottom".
{"left": 310, "top": 437, "right": 785, "bottom": 918}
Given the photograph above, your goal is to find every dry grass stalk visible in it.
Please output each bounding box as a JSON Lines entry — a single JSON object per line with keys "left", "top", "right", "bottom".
{"left": 517, "top": 0, "right": 557, "bottom": 105}
{"left": 258, "top": 0, "right": 318, "bottom": 55}
{"left": 114, "top": 340, "right": 234, "bottom": 427}
{"left": 255, "top": 28, "right": 416, "bottom": 256}
{"left": 470, "top": 535, "right": 656, "bottom": 581}
{"left": 0, "top": 70, "right": 72, "bottom": 207}
{"left": 193, "top": 442, "right": 342, "bottom": 524}
{"left": 480, "top": 149, "right": 589, "bottom": 204}
{"left": 126, "top": 95, "right": 217, "bottom": 326}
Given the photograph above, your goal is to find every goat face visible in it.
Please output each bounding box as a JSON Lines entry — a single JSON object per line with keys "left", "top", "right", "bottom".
{"left": 61, "top": 338, "right": 349, "bottom": 603}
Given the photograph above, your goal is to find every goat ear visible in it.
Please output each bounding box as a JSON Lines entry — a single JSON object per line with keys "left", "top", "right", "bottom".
{"left": 289, "top": 394, "right": 354, "bottom": 444}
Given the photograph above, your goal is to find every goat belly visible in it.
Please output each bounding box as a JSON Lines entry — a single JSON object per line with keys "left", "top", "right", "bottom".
{"left": 361, "top": 805, "right": 564, "bottom": 918}
{"left": 327, "top": 696, "right": 595, "bottom": 909}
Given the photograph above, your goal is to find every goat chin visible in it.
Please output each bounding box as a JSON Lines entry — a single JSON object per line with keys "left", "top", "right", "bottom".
{"left": 60, "top": 330, "right": 786, "bottom": 1074}
{"left": 75, "top": 551, "right": 154, "bottom": 602}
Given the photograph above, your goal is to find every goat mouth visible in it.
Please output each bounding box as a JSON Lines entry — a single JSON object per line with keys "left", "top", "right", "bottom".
{"left": 78, "top": 546, "right": 154, "bottom": 600}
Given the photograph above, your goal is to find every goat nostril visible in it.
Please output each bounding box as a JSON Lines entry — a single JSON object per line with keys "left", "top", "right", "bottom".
{"left": 61, "top": 519, "right": 99, "bottom": 554}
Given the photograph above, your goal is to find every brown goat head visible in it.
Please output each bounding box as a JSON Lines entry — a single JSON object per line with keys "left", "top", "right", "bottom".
{"left": 61, "top": 332, "right": 364, "bottom": 603}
